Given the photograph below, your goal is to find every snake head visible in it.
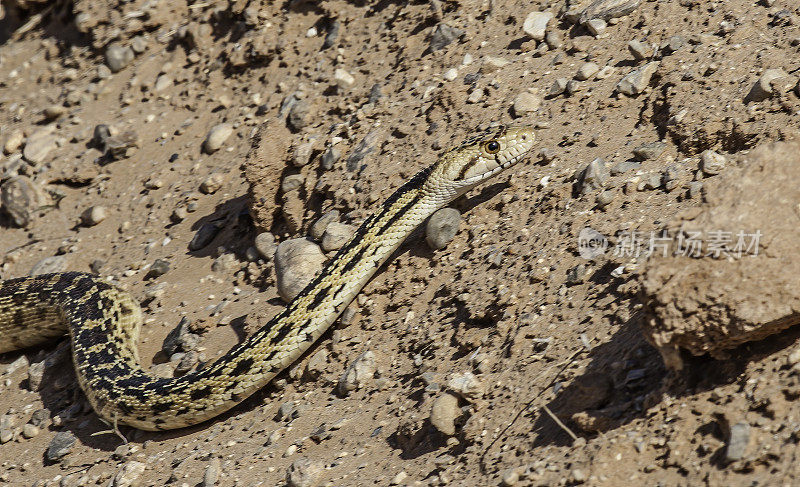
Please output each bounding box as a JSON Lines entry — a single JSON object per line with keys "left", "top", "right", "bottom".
{"left": 425, "top": 125, "right": 536, "bottom": 199}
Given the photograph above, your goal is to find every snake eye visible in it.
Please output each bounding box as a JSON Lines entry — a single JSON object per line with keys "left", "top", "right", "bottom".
{"left": 484, "top": 140, "right": 500, "bottom": 154}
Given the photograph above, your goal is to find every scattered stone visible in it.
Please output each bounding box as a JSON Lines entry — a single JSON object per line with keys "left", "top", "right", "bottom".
{"left": 390, "top": 471, "right": 408, "bottom": 485}
{"left": 212, "top": 253, "right": 239, "bottom": 274}
{"left": 746, "top": 68, "right": 790, "bottom": 102}
{"left": 46, "top": 431, "right": 77, "bottom": 461}
{"left": 545, "top": 30, "right": 563, "bottom": 49}
{"left": 189, "top": 223, "right": 222, "bottom": 251}
{"left": 1, "top": 175, "right": 46, "bottom": 227}
{"left": 162, "top": 317, "right": 201, "bottom": 356}
{"left": 200, "top": 173, "right": 225, "bottom": 194}
{"left": 146, "top": 258, "right": 170, "bottom": 279}
{"left": 288, "top": 100, "right": 312, "bottom": 130}
{"left": 338, "top": 350, "right": 377, "bottom": 395}
{"left": 320, "top": 146, "right": 340, "bottom": 170}
{"left": 5, "top": 355, "right": 29, "bottom": 374}
{"left": 29, "top": 255, "right": 67, "bottom": 276}
{"left": 596, "top": 189, "right": 615, "bottom": 207}
{"left": 425, "top": 208, "right": 461, "bottom": 250}
{"left": 447, "top": 371, "right": 484, "bottom": 400}
{"left": 154, "top": 74, "right": 173, "bottom": 92}
{"left": 548, "top": 78, "right": 569, "bottom": 97}
{"left": 585, "top": 18, "right": 607, "bottom": 36}
{"left": 110, "top": 461, "right": 146, "bottom": 487}
{"left": 662, "top": 164, "right": 685, "bottom": 192}
{"left": 104, "top": 131, "right": 141, "bottom": 160}
{"left": 105, "top": 43, "right": 135, "bottom": 73}
{"left": 577, "top": 158, "right": 610, "bottom": 195}
{"left": 275, "top": 238, "right": 327, "bottom": 302}
{"left": 611, "top": 160, "right": 640, "bottom": 175}
{"left": 29, "top": 409, "right": 49, "bottom": 428}
{"left": 726, "top": 422, "right": 751, "bottom": 462}
{"left": 202, "top": 457, "right": 221, "bottom": 487}
{"left": 286, "top": 457, "right": 323, "bottom": 487}
{"left": 310, "top": 210, "right": 340, "bottom": 241}
{"left": 333, "top": 69, "right": 355, "bottom": 90}
{"left": 80, "top": 205, "right": 108, "bottom": 226}
{"left": 130, "top": 35, "right": 147, "bottom": 54}
{"left": 522, "top": 11, "right": 553, "bottom": 41}
{"left": 282, "top": 174, "right": 305, "bottom": 193}
{"left": 580, "top": 0, "right": 641, "bottom": 23}
{"left": 23, "top": 127, "right": 56, "bottom": 164}
{"left": 21, "top": 423, "right": 39, "bottom": 439}
{"left": 511, "top": 90, "right": 542, "bottom": 117}
{"left": 321, "top": 222, "right": 356, "bottom": 251}
{"left": 3, "top": 129, "right": 24, "bottom": 154}
{"left": 502, "top": 468, "right": 520, "bottom": 486}
{"left": 292, "top": 140, "right": 316, "bottom": 167}
{"left": 430, "top": 392, "right": 460, "bottom": 436}
{"left": 481, "top": 56, "right": 511, "bottom": 74}
{"left": 575, "top": 62, "right": 600, "bottom": 81}
{"left": 203, "top": 124, "right": 234, "bottom": 153}
{"left": 255, "top": 232, "right": 278, "bottom": 260}
{"left": 700, "top": 150, "right": 726, "bottom": 175}
{"left": 627, "top": 39, "right": 651, "bottom": 60}
{"left": 443, "top": 68, "right": 458, "bottom": 81}
{"left": 346, "top": 131, "right": 382, "bottom": 171}
{"left": 687, "top": 181, "right": 703, "bottom": 199}
{"left": 27, "top": 360, "right": 45, "bottom": 391}
{"left": 633, "top": 141, "right": 666, "bottom": 161}
{"left": 616, "top": 61, "right": 659, "bottom": 96}
{"left": 660, "top": 35, "right": 685, "bottom": 55}
{"left": 42, "top": 104, "right": 66, "bottom": 121}
{"left": 0, "top": 415, "right": 15, "bottom": 444}
{"left": 429, "top": 23, "right": 464, "bottom": 52}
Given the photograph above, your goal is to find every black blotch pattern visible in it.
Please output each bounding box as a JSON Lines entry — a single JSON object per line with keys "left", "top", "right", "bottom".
{"left": 230, "top": 357, "right": 254, "bottom": 377}
{"left": 190, "top": 386, "right": 212, "bottom": 401}
{"left": 151, "top": 401, "right": 174, "bottom": 414}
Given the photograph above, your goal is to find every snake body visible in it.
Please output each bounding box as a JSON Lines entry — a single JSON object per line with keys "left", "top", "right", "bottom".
{"left": 0, "top": 125, "right": 535, "bottom": 430}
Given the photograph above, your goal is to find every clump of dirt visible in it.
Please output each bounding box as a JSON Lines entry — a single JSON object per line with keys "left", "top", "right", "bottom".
{"left": 639, "top": 141, "right": 800, "bottom": 369}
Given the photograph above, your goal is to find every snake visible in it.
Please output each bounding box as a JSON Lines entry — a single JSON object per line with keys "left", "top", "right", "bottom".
{"left": 0, "top": 125, "right": 535, "bottom": 431}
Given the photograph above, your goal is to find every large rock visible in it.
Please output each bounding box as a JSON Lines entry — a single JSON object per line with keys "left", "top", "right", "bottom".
{"left": 638, "top": 141, "right": 800, "bottom": 369}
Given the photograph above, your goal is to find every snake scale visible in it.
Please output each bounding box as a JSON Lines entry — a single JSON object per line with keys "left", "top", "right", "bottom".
{"left": 0, "top": 125, "right": 535, "bottom": 431}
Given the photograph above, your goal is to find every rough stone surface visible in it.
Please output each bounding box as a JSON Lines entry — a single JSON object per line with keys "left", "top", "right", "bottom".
{"left": 639, "top": 141, "right": 800, "bottom": 368}
{"left": 274, "top": 238, "right": 327, "bottom": 302}
{"left": 1, "top": 176, "right": 46, "bottom": 227}
{"left": 522, "top": 11, "right": 553, "bottom": 41}
{"left": 425, "top": 208, "right": 461, "bottom": 250}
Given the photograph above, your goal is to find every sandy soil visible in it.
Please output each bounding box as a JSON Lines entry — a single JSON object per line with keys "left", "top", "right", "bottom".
{"left": 1, "top": 0, "right": 800, "bottom": 485}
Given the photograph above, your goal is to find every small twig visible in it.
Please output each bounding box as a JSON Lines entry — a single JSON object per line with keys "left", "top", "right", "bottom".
{"left": 90, "top": 414, "right": 128, "bottom": 444}
{"left": 479, "top": 346, "right": 587, "bottom": 472}
{"left": 541, "top": 405, "right": 578, "bottom": 442}
{"left": 11, "top": 3, "right": 55, "bottom": 41}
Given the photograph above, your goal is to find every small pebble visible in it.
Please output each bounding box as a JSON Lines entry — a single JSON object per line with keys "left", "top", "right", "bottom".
{"left": 425, "top": 208, "right": 461, "bottom": 250}
{"left": 203, "top": 123, "right": 234, "bottom": 153}
{"left": 81, "top": 205, "right": 108, "bottom": 226}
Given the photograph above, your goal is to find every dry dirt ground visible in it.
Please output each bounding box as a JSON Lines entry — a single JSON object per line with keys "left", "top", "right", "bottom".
{"left": 1, "top": 0, "right": 800, "bottom": 486}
